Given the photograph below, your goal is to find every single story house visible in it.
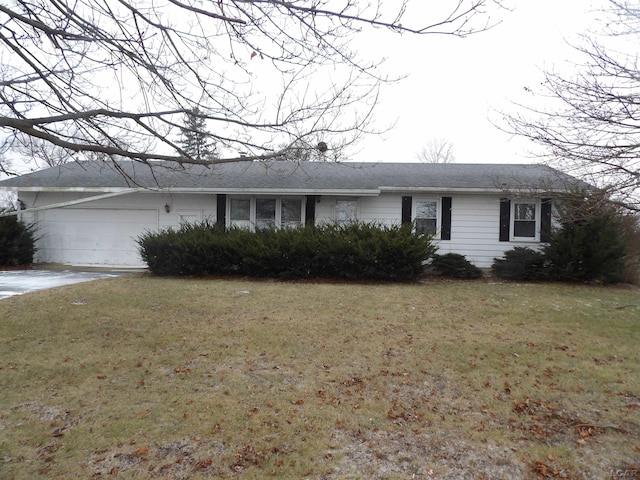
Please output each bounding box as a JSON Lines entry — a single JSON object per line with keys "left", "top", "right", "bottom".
{"left": 0, "top": 160, "right": 587, "bottom": 269}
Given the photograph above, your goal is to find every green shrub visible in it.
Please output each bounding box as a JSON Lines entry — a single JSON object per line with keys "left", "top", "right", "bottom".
{"left": 491, "top": 247, "right": 546, "bottom": 281}
{"left": 492, "top": 194, "right": 632, "bottom": 284}
{"left": 137, "top": 221, "right": 436, "bottom": 281}
{"left": 429, "top": 253, "right": 483, "bottom": 279}
{"left": 0, "top": 211, "right": 36, "bottom": 266}
{"left": 543, "top": 197, "right": 626, "bottom": 284}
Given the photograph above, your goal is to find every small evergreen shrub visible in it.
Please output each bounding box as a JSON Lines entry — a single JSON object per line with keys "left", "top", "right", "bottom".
{"left": 0, "top": 211, "right": 36, "bottom": 266}
{"left": 429, "top": 253, "right": 483, "bottom": 279}
{"left": 138, "top": 221, "right": 437, "bottom": 281}
{"left": 491, "top": 247, "right": 546, "bottom": 281}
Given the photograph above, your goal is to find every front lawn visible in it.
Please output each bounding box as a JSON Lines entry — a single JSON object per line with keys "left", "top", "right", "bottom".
{"left": 0, "top": 275, "right": 638, "bottom": 479}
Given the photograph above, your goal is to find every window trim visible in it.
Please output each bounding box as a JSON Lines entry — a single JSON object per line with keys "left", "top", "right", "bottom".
{"left": 413, "top": 197, "right": 440, "bottom": 238}
{"left": 510, "top": 199, "right": 541, "bottom": 241}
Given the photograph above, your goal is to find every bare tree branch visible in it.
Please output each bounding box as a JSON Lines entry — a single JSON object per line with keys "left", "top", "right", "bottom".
{"left": 0, "top": 0, "right": 501, "bottom": 172}
{"left": 417, "top": 138, "right": 456, "bottom": 163}
{"left": 501, "top": 0, "right": 640, "bottom": 211}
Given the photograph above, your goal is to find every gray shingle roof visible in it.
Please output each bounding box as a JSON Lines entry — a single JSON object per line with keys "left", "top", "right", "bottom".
{"left": 0, "top": 160, "right": 588, "bottom": 194}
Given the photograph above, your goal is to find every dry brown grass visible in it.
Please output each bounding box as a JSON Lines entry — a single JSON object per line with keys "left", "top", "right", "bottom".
{"left": 0, "top": 275, "right": 639, "bottom": 479}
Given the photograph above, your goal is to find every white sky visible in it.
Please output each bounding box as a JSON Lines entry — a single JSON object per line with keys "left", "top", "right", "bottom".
{"left": 351, "top": 0, "right": 611, "bottom": 164}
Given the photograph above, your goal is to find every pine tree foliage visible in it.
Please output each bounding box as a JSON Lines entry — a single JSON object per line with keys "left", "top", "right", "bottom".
{"left": 178, "top": 109, "right": 216, "bottom": 162}
{"left": 544, "top": 196, "right": 626, "bottom": 283}
{"left": 0, "top": 212, "right": 36, "bottom": 266}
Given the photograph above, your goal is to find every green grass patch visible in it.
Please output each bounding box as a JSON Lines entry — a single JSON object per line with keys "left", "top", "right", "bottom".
{"left": 0, "top": 276, "right": 638, "bottom": 479}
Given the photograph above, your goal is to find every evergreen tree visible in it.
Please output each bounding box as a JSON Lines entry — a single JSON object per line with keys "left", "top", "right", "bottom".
{"left": 544, "top": 195, "right": 626, "bottom": 283}
{"left": 0, "top": 212, "right": 36, "bottom": 266}
{"left": 178, "top": 108, "right": 216, "bottom": 161}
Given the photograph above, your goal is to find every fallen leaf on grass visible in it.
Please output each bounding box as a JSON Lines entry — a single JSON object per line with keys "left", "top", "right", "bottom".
{"left": 531, "top": 460, "right": 569, "bottom": 479}
{"left": 513, "top": 398, "right": 533, "bottom": 414}
{"left": 133, "top": 445, "right": 149, "bottom": 457}
{"left": 574, "top": 425, "right": 603, "bottom": 440}
{"left": 196, "top": 459, "right": 213, "bottom": 469}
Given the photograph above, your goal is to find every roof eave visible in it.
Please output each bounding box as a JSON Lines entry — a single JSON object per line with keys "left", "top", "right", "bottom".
{"left": 2, "top": 186, "right": 383, "bottom": 196}
{"left": 379, "top": 186, "right": 570, "bottom": 194}
{"left": 0, "top": 186, "right": 132, "bottom": 193}
{"left": 166, "top": 188, "right": 381, "bottom": 196}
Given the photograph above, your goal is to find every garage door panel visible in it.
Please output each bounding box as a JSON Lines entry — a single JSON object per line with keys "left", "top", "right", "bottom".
{"left": 38, "top": 208, "right": 159, "bottom": 266}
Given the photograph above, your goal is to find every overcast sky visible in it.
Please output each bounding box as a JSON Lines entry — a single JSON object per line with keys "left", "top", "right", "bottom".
{"left": 0, "top": 0, "right": 616, "bottom": 176}
{"left": 352, "top": 0, "right": 612, "bottom": 164}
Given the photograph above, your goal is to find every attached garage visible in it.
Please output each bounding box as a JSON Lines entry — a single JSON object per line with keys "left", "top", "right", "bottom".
{"left": 35, "top": 207, "right": 159, "bottom": 267}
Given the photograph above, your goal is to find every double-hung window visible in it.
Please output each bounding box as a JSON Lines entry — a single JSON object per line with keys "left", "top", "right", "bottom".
{"left": 256, "top": 198, "right": 276, "bottom": 230}
{"left": 230, "top": 198, "right": 252, "bottom": 229}
{"left": 511, "top": 200, "right": 539, "bottom": 240}
{"left": 414, "top": 199, "right": 438, "bottom": 236}
{"left": 500, "top": 198, "right": 551, "bottom": 243}
{"left": 281, "top": 198, "right": 303, "bottom": 228}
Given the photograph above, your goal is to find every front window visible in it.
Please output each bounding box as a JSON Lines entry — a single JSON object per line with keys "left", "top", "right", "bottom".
{"left": 230, "top": 198, "right": 251, "bottom": 229}
{"left": 415, "top": 199, "right": 438, "bottom": 236}
{"left": 513, "top": 202, "right": 537, "bottom": 238}
{"left": 335, "top": 198, "right": 358, "bottom": 224}
{"left": 228, "top": 197, "right": 304, "bottom": 230}
{"left": 256, "top": 198, "right": 276, "bottom": 230}
{"left": 281, "top": 198, "right": 302, "bottom": 228}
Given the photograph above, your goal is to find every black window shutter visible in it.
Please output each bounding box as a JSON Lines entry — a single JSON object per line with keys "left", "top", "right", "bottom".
{"left": 305, "top": 196, "right": 316, "bottom": 226}
{"left": 441, "top": 196, "right": 452, "bottom": 240}
{"left": 499, "top": 198, "right": 511, "bottom": 242}
{"left": 540, "top": 198, "right": 552, "bottom": 242}
{"left": 401, "top": 196, "right": 412, "bottom": 224}
{"left": 216, "top": 194, "right": 226, "bottom": 229}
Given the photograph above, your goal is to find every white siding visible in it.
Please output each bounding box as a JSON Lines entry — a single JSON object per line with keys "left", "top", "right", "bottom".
{"left": 434, "top": 195, "right": 542, "bottom": 268}
{"left": 314, "top": 193, "right": 543, "bottom": 269}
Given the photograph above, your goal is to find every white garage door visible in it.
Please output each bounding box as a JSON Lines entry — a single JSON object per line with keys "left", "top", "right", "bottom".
{"left": 37, "top": 208, "right": 159, "bottom": 267}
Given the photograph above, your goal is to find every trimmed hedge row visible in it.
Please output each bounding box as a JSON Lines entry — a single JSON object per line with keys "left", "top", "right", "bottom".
{"left": 137, "top": 221, "right": 437, "bottom": 280}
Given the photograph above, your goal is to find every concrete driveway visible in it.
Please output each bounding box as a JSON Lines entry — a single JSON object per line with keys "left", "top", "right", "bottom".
{"left": 0, "top": 269, "right": 125, "bottom": 300}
